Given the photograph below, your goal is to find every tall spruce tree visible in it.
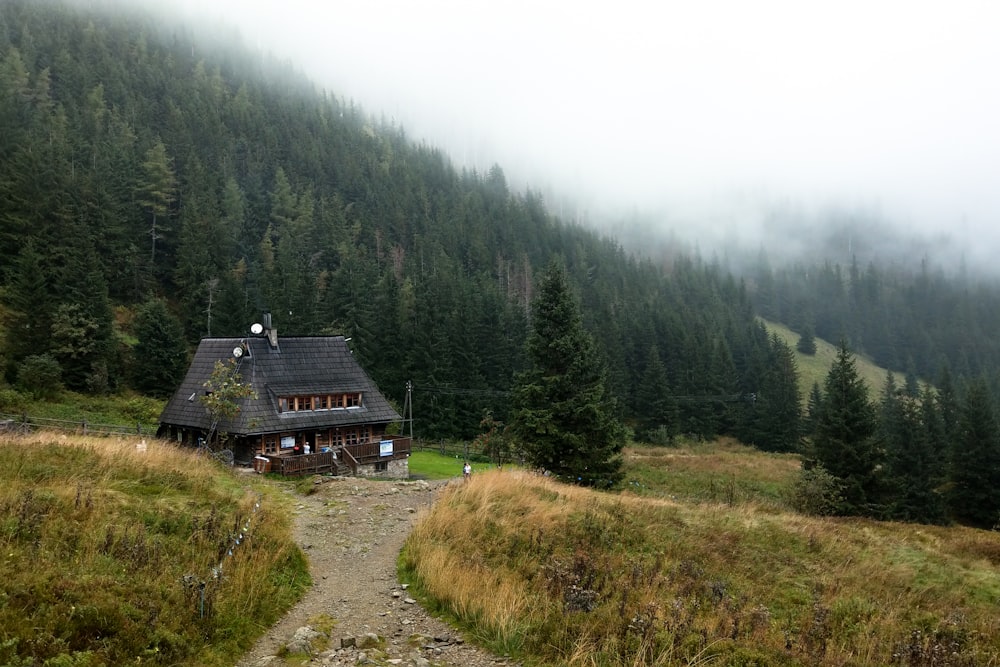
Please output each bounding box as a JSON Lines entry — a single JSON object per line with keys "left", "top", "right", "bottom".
{"left": 2, "top": 241, "right": 51, "bottom": 378}
{"left": 510, "top": 259, "right": 626, "bottom": 487}
{"left": 803, "top": 381, "right": 823, "bottom": 439}
{"left": 634, "top": 345, "right": 676, "bottom": 442}
{"left": 880, "top": 373, "right": 947, "bottom": 524}
{"left": 130, "top": 297, "right": 189, "bottom": 398}
{"left": 812, "top": 340, "right": 882, "bottom": 516}
{"left": 752, "top": 334, "right": 802, "bottom": 452}
{"left": 950, "top": 377, "right": 1000, "bottom": 527}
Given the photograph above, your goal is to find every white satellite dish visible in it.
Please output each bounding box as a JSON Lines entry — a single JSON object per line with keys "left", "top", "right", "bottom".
{"left": 250, "top": 322, "right": 264, "bottom": 335}
{"left": 233, "top": 346, "right": 244, "bottom": 358}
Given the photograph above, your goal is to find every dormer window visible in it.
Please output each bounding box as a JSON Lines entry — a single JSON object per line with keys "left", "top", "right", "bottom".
{"left": 279, "top": 392, "right": 363, "bottom": 412}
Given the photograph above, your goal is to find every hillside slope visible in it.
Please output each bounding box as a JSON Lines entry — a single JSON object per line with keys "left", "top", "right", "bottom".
{"left": 0, "top": 433, "right": 307, "bottom": 667}
{"left": 0, "top": 0, "right": 780, "bottom": 447}
{"left": 403, "top": 468, "right": 1000, "bottom": 666}
{"left": 763, "top": 318, "right": 899, "bottom": 400}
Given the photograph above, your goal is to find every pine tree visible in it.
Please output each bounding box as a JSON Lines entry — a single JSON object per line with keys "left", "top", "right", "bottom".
{"left": 935, "top": 365, "right": 961, "bottom": 448}
{"left": 634, "top": 345, "right": 676, "bottom": 443}
{"left": 812, "top": 340, "right": 881, "bottom": 516}
{"left": 753, "top": 334, "right": 802, "bottom": 452}
{"left": 880, "top": 373, "right": 947, "bottom": 524}
{"left": 804, "top": 381, "right": 823, "bottom": 439}
{"left": 130, "top": 297, "right": 189, "bottom": 398}
{"left": 796, "top": 324, "right": 817, "bottom": 355}
{"left": 47, "top": 221, "right": 118, "bottom": 392}
{"left": 1, "top": 241, "right": 52, "bottom": 377}
{"left": 510, "top": 259, "right": 626, "bottom": 487}
{"left": 950, "top": 377, "right": 1000, "bottom": 527}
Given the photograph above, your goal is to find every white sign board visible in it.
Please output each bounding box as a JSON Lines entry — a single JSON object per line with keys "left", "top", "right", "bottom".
{"left": 379, "top": 440, "right": 393, "bottom": 457}
{"left": 281, "top": 436, "right": 295, "bottom": 449}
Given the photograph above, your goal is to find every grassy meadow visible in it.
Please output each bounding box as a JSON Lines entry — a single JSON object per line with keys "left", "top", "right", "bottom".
{"left": 0, "top": 387, "right": 165, "bottom": 430}
{"left": 621, "top": 438, "right": 801, "bottom": 511}
{"left": 761, "top": 318, "right": 895, "bottom": 401}
{"left": 0, "top": 431, "right": 308, "bottom": 667}
{"left": 400, "top": 453, "right": 1000, "bottom": 666}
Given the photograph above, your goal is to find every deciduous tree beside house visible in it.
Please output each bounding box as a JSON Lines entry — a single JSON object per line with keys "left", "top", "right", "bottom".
{"left": 199, "top": 358, "right": 256, "bottom": 448}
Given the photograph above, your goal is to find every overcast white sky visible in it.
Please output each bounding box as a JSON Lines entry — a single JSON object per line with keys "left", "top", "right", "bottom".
{"left": 171, "top": 0, "right": 1000, "bottom": 254}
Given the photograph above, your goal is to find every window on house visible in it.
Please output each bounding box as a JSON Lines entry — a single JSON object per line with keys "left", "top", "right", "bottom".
{"left": 346, "top": 392, "right": 362, "bottom": 407}
{"left": 278, "top": 397, "right": 289, "bottom": 412}
{"left": 374, "top": 461, "right": 388, "bottom": 472}
{"left": 264, "top": 437, "right": 277, "bottom": 454}
{"left": 317, "top": 395, "right": 329, "bottom": 410}
{"left": 295, "top": 396, "right": 312, "bottom": 411}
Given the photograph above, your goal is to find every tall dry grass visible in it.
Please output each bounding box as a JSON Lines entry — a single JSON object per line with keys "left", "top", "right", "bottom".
{"left": 401, "top": 468, "right": 1000, "bottom": 666}
{"left": 0, "top": 431, "right": 308, "bottom": 667}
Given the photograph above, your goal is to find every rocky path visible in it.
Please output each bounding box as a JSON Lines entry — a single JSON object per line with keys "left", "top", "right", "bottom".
{"left": 237, "top": 476, "right": 520, "bottom": 667}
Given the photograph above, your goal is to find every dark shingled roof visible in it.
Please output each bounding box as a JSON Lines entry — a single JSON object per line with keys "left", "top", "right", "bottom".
{"left": 158, "top": 335, "right": 400, "bottom": 435}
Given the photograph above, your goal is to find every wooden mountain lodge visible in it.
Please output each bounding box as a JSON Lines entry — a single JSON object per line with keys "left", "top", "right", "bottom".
{"left": 157, "top": 317, "right": 409, "bottom": 477}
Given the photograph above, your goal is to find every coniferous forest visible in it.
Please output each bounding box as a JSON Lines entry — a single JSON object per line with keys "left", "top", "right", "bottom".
{"left": 3, "top": 0, "right": 1000, "bottom": 525}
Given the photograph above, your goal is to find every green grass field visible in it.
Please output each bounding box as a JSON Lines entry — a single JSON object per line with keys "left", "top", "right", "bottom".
{"left": 762, "top": 318, "right": 902, "bottom": 401}
{"left": 408, "top": 449, "right": 498, "bottom": 480}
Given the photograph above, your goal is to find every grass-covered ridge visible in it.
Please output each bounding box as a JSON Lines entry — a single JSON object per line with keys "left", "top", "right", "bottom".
{"left": 762, "top": 318, "right": 894, "bottom": 401}
{"left": 401, "top": 467, "right": 1000, "bottom": 666}
{"left": 0, "top": 432, "right": 308, "bottom": 667}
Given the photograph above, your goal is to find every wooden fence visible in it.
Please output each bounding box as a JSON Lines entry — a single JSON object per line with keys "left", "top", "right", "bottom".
{"left": 0, "top": 412, "right": 155, "bottom": 438}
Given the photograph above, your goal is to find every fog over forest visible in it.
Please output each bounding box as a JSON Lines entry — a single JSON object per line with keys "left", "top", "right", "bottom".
{"left": 142, "top": 0, "right": 1000, "bottom": 273}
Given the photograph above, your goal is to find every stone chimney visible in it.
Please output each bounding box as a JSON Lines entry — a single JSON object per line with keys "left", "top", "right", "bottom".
{"left": 262, "top": 312, "right": 279, "bottom": 350}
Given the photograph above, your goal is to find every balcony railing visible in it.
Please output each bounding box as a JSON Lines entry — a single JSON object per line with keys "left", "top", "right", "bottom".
{"left": 261, "top": 434, "right": 411, "bottom": 477}
{"left": 343, "top": 434, "right": 411, "bottom": 466}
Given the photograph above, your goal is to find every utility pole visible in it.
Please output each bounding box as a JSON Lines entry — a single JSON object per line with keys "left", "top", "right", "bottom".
{"left": 403, "top": 380, "right": 414, "bottom": 440}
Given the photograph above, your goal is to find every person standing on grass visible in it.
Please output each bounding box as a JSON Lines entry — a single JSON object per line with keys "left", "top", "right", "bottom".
{"left": 463, "top": 461, "right": 472, "bottom": 480}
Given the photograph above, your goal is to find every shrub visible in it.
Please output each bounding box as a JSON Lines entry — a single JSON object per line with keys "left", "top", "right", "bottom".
{"left": 791, "top": 464, "right": 844, "bottom": 516}
{"left": 16, "top": 354, "right": 63, "bottom": 399}
{"left": 643, "top": 425, "right": 676, "bottom": 446}
{"left": 0, "top": 386, "right": 27, "bottom": 412}
{"left": 121, "top": 395, "right": 164, "bottom": 424}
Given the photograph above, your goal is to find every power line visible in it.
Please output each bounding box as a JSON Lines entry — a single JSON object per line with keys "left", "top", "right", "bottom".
{"left": 416, "top": 385, "right": 510, "bottom": 397}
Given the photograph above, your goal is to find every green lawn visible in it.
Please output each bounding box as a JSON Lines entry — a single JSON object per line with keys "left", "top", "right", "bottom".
{"left": 407, "top": 450, "right": 497, "bottom": 480}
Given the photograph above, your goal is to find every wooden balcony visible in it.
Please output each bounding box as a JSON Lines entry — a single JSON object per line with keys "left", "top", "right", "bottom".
{"left": 344, "top": 434, "right": 411, "bottom": 464}
{"left": 260, "top": 435, "right": 411, "bottom": 477}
